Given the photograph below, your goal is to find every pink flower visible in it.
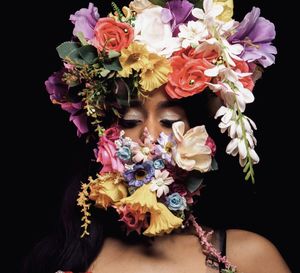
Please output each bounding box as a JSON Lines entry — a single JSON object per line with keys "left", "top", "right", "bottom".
{"left": 116, "top": 205, "right": 149, "bottom": 235}
{"left": 97, "top": 128, "right": 124, "bottom": 174}
{"left": 104, "top": 126, "right": 121, "bottom": 141}
{"left": 205, "top": 136, "right": 216, "bottom": 156}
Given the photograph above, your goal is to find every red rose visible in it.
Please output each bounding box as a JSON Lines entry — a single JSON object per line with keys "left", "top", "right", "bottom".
{"left": 104, "top": 126, "right": 120, "bottom": 141}
{"left": 165, "top": 47, "right": 214, "bottom": 99}
{"left": 93, "top": 18, "right": 134, "bottom": 52}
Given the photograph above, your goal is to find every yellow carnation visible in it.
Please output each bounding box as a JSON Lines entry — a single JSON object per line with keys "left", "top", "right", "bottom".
{"left": 119, "top": 183, "right": 160, "bottom": 213}
{"left": 143, "top": 202, "right": 183, "bottom": 237}
{"left": 139, "top": 53, "right": 172, "bottom": 92}
{"left": 89, "top": 173, "right": 128, "bottom": 209}
{"left": 214, "top": 0, "right": 234, "bottom": 22}
{"left": 119, "top": 42, "right": 149, "bottom": 77}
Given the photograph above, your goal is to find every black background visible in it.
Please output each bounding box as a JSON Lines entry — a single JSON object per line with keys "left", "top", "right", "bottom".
{"left": 6, "top": 0, "right": 297, "bottom": 272}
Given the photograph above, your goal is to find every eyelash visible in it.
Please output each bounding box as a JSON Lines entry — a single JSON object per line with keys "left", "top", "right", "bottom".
{"left": 119, "top": 119, "right": 180, "bottom": 129}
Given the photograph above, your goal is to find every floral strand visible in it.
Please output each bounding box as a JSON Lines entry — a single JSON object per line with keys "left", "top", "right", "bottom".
{"left": 77, "top": 182, "right": 92, "bottom": 237}
{"left": 189, "top": 214, "right": 236, "bottom": 272}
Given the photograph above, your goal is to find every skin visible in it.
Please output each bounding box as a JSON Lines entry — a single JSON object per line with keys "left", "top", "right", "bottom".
{"left": 88, "top": 89, "right": 291, "bottom": 273}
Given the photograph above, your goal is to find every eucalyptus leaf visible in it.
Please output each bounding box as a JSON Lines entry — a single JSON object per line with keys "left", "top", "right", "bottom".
{"left": 99, "top": 68, "right": 111, "bottom": 77}
{"left": 78, "top": 45, "right": 98, "bottom": 64}
{"left": 108, "top": 50, "right": 121, "bottom": 59}
{"left": 103, "top": 59, "right": 122, "bottom": 71}
{"left": 56, "top": 42, "right": 80, "bottom": 60}
{"left": 186, "top": 176, "right": 203, "bottom": 193}
{"left": 148, "top": 0, "right": 167, "bottom": 7}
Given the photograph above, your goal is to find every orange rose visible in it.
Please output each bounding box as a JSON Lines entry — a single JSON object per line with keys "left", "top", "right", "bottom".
{"left": 165, "top": 47, "right": 213, "bottom": 99}
{"left": 234, "top": 59, "right": 254, "bottom": 91}
{"left": 93, "top": 18, "right": 134, "bottom": 52}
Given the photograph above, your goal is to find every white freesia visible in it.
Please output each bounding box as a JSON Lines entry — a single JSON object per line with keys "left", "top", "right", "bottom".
{"left": 178, "top": 20, "right": 208, "bottom": 48}
{"left": 172, "top": 121, "right": 212, "bottom": 172}
{"left": 134, "top": 6, "right": 181, "bottom": 57}
{"left": 150, "top": 170, "right": 174, "bottom": 198}
{"left": 192, "top": 0, "right": 223, "bottom": 24}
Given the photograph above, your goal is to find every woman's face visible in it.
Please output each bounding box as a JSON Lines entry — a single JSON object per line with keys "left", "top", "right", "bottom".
{"left": 119, "top": 88, "right": 190, "bottom": 141}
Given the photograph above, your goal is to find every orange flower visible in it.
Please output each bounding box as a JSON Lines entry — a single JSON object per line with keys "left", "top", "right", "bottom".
{"left": 233, "top": 59, "right": 254, "bottom": 91}
{"left": 165, "top": 47, "right": 214, "bottom": 99}
{"left": 93, "top": 18, "right": 134, "bottom": 52}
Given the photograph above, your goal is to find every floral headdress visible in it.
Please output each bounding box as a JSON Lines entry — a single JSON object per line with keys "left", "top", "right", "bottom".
{"left": 46, "top": 0, "right": 276, "bottom": 272}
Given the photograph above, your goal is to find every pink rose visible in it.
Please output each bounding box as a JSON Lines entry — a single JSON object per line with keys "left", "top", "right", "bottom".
{"left": 97, "top": 133, "right": 124, "bottom": 174}
{"left": 104, "top": 126, "right": 121, "bottom": 141}
{"left": 205, "top": 136, "right": 216, "bottom": 157}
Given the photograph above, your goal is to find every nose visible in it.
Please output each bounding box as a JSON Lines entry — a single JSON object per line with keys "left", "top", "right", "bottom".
{"left": 141, "top": 119, "right": 161, "bottom": 142}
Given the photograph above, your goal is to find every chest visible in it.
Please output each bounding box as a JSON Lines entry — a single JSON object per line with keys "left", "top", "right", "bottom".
{"left": 89, "top": 235, "right": 209, "bottom": 273}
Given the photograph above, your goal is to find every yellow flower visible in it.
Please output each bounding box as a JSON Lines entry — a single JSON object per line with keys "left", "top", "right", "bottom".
{"left": 119, "top": 183, "right": 160, "bottom": 213}
{"left": 139, "top": 53, "right": 172, "bottom": 92}
{"left": 214, "top": 0, "right": 234, "bottom": 22}
{"left": 119, "top": 42, "right": 149, "bottom": 77}
{"left": 143, "top": 202, "right": 183, "bottom": 237}
{"left": 89, "top": 173, "right": 128, "bottom": 209}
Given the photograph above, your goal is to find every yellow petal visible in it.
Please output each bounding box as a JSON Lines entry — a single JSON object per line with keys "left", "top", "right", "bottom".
{"left": 143, "top": 202, "right": 183, "bottom": 237}
{"left": 119, "top": 183, "right": 160, "bottom": 213}
{"left": 214, "top": 0, "right": 234, "bottom": 22}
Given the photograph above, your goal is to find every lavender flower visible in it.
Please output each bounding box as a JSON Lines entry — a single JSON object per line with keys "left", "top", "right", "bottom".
{"left": 69, "top": 3, "right": 100, "bottom": 40}
{"left": 229, "top": 7, "right": 277, "bottom": 68}
{"left": 161, "top": 0, "right": 195, "bottom": 36}
{"left": 124, "top": 161, "right": 155, "bottom": 187}
{"left": 155, "top": 132, "right": 176, "bottom": 164}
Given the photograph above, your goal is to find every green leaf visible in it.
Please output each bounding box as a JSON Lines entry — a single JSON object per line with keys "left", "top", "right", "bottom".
{"left": 78, "top": 45, "right": 98, "bottom": 64}
{"left": 108, "top": 50, "right": 121, "bottom": 59}
{"left": 99, "top": 68, "right": 111, "bottom": 77}
{"left": 186, "top": 176, "right": 203, "bottom": 193}
{"left": 148, "top": 0, "right": 167, "bottom": 7}
{"left": 245, "top": 171, "right": 251, "bottom": 181}
{"left": 243, "top": 162, "right": 250, "bottom": 173}
{"left": 56, "top": 41, "right": 80, "bottom": 59}
{"left": 189, "top": 0, "right": 204, "bottom": 8}
{"left": 76, "top": 32, "right": 88, "bottom": 46}
{"left": 211, "top": 158, "right": 219, "bottom": 171}
{"left": 103, "top": 58, "right": 122, "bottom": 71}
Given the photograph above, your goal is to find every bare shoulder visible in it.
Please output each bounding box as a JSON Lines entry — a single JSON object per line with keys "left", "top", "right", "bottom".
{"left": 226, "top": 229, "right": 291, "bottom": 273}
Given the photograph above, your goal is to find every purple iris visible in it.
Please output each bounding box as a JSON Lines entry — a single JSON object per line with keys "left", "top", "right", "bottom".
{"left": 229, "top": 7, "right": 277, "bottom": 68}
{"left": 124, "top": 161, "right": 155, "bottom": 187}
{"left": 161, "top": 0, "right": 195, "bottom": 36}
{"left": 69, "top": 2, "right": 100, "bottom": 40}
{"left": 45, "top": 70, "right": 88, "bottom": 137}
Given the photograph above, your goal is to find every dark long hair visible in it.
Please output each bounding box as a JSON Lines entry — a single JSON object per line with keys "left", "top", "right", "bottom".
{"left": 22, "top": 91, "right": 221, "bottom": 273}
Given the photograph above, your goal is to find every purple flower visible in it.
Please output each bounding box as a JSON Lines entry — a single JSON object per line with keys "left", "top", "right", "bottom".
{"left": 229, "top": 7, "right": 277, "bottom": 68}
{"left": 124, "top": 161, "right": 155, "bottom": 187}
{"left": 45, "top": 70, "right": 88, "bottom": 137}
{"left": 69, "top": 2, "right": 100, "bottom": 40}
{"left": 161, "top": 0, "right": 195, "bottom": 36}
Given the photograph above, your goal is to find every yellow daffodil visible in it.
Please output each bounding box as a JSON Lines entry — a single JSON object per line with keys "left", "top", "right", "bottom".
{"left": 139, "top": 53, "right": 172, "bottom": 92}
{"left": 214, "top": 0, "right": 234, "bottom": 22}
{"left": 119, "top": 183, "right": 160, "bottom": 213}
{"left": 119, "top": 42, "right": 149, "bottom": 77}
{"left": 89, "top": 173, "right": 128, "bottom": 209}
{"left": 143, "top": 202, "right": 183, "bottom": 237}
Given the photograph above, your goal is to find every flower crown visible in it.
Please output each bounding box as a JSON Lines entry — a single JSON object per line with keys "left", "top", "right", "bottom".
{"left": 46, "top": 1, "right": 276, "bottom": 271}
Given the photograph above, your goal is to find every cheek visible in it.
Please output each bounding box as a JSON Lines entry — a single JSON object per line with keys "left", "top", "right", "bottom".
{"left": 123, "top": 127, "right": 143, "bottom": 142}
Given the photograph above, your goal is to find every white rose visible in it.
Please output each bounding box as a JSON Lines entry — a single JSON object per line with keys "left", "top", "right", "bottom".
{"left": 134, "top": 6, "right": 181, "bottom": 57}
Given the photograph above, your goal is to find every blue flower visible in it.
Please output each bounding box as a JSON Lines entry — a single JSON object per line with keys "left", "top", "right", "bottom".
{"left": 153, "top": 158, "right": 165, "bottom": 170}
{"left": 117, "top": 146, "right": 131, "bottom": 161}
{"left": 124, "top": 161, "right": 155, "bottom": 187}
{"left": 166, "top": 193, "right": 187, "bottom": 211}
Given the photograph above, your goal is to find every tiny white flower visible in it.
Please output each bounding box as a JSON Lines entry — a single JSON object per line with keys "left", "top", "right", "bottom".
{"left": 150, "top": 169, "right": 174, "bottom": 198}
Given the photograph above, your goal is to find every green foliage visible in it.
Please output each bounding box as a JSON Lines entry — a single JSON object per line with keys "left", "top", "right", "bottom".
{"left": 186, "top": 176, "right": 203, "bottom": 193}
{"left": 189, "top": 0, "right": 204, "bottom": 8}
{"left": 148, "top": 0, "right": 167, "bottom": 7}
{"left": 103, "top": 58, "right": 122, "bottom": 71}
{"left": 78, "top": 45, "right": 98, "bottom": 65}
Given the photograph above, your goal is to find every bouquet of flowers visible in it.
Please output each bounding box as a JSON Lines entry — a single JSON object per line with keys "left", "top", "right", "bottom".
{"left": 78, "top": 121, "right": 217, "bottom": 237}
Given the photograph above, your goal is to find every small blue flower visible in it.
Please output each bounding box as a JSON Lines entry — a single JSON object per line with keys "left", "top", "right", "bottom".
{"left": 117, "top": 146, "right": 131, "bottom": 161}
{"left": 153, "top": 158, "right": 165, "bottom": 170}
{"left": 166, "top": 192, "right": 187, "bottom": 211}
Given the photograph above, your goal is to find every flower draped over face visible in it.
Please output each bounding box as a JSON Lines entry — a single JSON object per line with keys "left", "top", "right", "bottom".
{"left": 47, "top": 1, "right": 276, "bottom": 272}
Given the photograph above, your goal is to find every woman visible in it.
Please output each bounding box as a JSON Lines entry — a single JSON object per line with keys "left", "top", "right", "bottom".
{"left": 22, "top": 0, "right": 290, "bottom": 272}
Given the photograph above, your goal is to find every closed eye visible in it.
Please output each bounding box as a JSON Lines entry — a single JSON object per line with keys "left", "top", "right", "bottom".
{"left": 160, "top": 119, "right": 181, "bottom": 128}
{"left": 119, "top": 119, "right": 142, "bottom": 129}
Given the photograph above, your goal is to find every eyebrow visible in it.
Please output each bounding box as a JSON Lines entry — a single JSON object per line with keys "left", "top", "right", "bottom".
{"left": 156, "top": 100, "right": 181, "bottom": 110}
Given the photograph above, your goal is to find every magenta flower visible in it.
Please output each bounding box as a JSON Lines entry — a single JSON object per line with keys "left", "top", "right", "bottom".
{"left": 45, "top": 70, "right": 88, "bottom": 137}
{"left": 69, "top": 2, "right": 100, "bottom": 40}
{"left": 229, "top": 7, "right": 277, "bottom": 68}
{"left": 161, "top": 0, "right": 195, "bottom": 36}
